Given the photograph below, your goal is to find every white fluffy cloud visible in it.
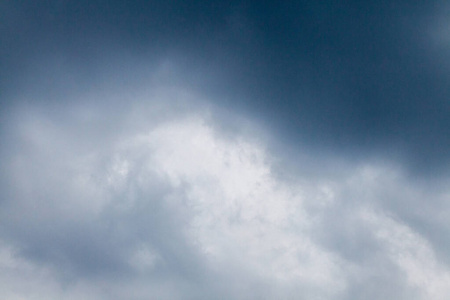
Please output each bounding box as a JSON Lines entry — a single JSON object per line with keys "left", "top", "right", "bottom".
{"left": 1, "top": 89, "right": 450, "bottom": 300}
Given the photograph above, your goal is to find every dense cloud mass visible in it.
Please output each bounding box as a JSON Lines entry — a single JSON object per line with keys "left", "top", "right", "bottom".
{"left": 1, "top": 1, "right": 450, "bottom": 299}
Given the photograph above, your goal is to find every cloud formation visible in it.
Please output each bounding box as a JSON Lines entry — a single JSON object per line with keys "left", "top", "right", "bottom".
{"left": 2, "top": 1, "right": 450, "bottom": 299}
{"left": 3, "top": 1, "right": 450, "bottom": 174}
{"left": 1, "top": 86, "right": 450, "bottom": 299}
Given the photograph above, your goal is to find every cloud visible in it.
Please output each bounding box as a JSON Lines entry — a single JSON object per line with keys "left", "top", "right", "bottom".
{"left": 1, "top": 84, "right": 450, "bottom": 299}
{"left": 1, "top": 3, "right": 450, "bottom": 298}
{"left": 4, "top": 1, "right": 450, "bottom": 176}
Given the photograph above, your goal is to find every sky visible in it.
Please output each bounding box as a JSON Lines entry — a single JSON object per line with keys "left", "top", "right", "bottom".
{"left": 1, "top": 1, "right": 450, "bottom": 299}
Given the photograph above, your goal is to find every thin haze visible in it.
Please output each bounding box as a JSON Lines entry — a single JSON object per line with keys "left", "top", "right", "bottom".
{"left": 1, "top": 1, "right": 450, "bottom": 299}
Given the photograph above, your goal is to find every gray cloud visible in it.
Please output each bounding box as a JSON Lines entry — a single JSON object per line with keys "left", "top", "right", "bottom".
{"left": 2, "top": 1, "right": 450, "bottom": 299}
{"left": 3, "top": 1, "right": 450, "bottom": 175}
{"left": 1, "top": 83, "right": 450, "bottom": 299}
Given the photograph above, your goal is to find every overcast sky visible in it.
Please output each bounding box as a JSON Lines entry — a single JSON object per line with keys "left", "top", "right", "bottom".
{"left": 1, "top": 1, "right": 450, "bottom": 299}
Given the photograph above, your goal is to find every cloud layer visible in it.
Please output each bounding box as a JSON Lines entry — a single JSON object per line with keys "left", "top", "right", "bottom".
{"left": 1, "top": 86, "right": 450, "bottom": 299}
{"left": 2, "top": 1, "right": 450, "bottom": 299}
{"left": 2, "top": 1, "right": 450, "bottom": 174}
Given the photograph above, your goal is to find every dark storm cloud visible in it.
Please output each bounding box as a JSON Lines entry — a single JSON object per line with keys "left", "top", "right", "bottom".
{"left": 3, "top": 0, "right": 449, "bottom": 175}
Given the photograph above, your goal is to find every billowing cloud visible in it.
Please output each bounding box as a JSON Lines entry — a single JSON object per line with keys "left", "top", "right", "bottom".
{"left": 1, "top": 85, "right": 450, "bottom": 299}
